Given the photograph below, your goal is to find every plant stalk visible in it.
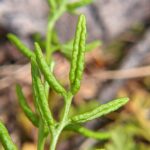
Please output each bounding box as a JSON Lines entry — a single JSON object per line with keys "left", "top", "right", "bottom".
{"left": 37, "top": 122, "right": 46, "bottom": 150}
{"left": 46, "top": 0, "right": 68, "bottom": 64}
{"left": 49, "top": 92, "right": 73, "bottom": 150}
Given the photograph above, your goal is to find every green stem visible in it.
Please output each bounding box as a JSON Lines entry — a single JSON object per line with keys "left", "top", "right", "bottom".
{"left": 45, "top": 0, "right": 68, "bottom": 101}
{"left": 49, "top": 131, "right": 60, "bottom": 150}
{"left": 49, "top": 92, "right": 73, "bottom": 150}
{"left": 45, "top": 1, "right": 72, "bottom": 150}
{"left": 61, "top": 92, "right": 73, "bottom": 123}
{"left": 47, "top": 0, "right": 57, "bottom": 11}
{"left": 37, "top": 121, "right": 46, "bottom": 150}
{"left": 46, "top": 0, "right": 68, "bottom": 64}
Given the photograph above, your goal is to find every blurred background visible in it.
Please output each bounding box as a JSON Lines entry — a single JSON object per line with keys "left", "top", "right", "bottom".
{"left": 0, "top": 0, "right": 150, "bottom": 150}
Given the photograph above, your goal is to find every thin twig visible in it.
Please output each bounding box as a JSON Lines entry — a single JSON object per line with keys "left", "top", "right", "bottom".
{"left": 93, "top": 65, "right": 150, "bottom": 80}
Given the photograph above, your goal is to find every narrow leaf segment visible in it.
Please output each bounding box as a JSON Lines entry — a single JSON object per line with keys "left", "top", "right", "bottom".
{"left": 0, "top": 121, "right": 18, "bottom": 150}
{"left": 16, "top": 84, "right": 39, "bottom": 127}
{"left": 34, "top": 43, "right": 66, "bottom": 96}
{"left": 7, "top": 34, "right": 34, "bottom": 59}
{"left": 69, "top": 14, "right": 86, "bottom": 94}
{"left": 31, "top": 58, "right": 54, "bottom": 128}
{"left": 65, "top": 124, "right": 110, "bottom": 140}
{"left": 71, "top": 98, "right": 129, "bottom": 123}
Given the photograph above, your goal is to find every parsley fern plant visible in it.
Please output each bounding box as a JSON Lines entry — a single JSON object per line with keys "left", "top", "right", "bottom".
{"left": 0, "top": 1, "right": 129, "bottom": 150}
